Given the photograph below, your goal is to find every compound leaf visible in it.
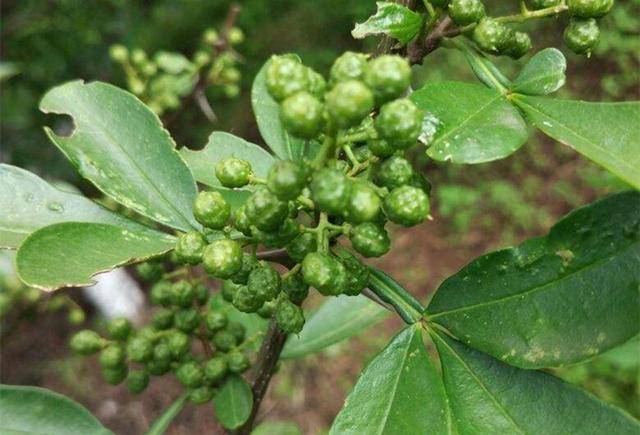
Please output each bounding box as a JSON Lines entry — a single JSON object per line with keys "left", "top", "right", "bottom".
{"left": 352, "top": 2, "right": 423, "bottom": 44}
{"left": 512, "top": 48, "right": 566, "bottom": 95}
{"left": 214, "top": 375, "right": 253, "bottom": 430}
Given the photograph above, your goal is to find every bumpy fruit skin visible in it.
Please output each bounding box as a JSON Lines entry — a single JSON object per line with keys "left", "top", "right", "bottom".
{"left": 267, "top": 160, "right": 307, "bottom": 200}
{"left": 171, "top": 281, "right": 195, "bottom": 307}
{"left": 193, "top": 191, "right": 230, "bottom": 229}
{"left": 384, "top": 186, "right": 430, "bottom": 227}
{"left": 245, "top": 187, "right": 288, "bottom": 231}
{"left": 301, "top": 252, "right": 346, "bottom": 295}
{"left": 204, "top": 357, "right": 228, "bottom": 384}
{"left": 449, "top": 0, "right": 486, "bottom": 25}
{"left": 280, "top": 92, "right": 325, "bottom": 139}
{"left": 266, "top": 55, "right": 310, "bottom": 102}
{"left": 150, "top": 281, "right": 173, "bottom": 306}
{"left": 353, "top": 145, "right": 373, "bottom": 163}
{"left": 221, "top": 280, "right": 242, "bottom": 303}
{"left": 368, "top": 139, "right": 396, "bottom": 158}
{"left": 167, "top": 331, "right": 190, "bottom": 359}
{"left": 325, "top": 80, "right": 375, "bottom": 127}
{"left": 213, "top": 330, "right": 237, "bottom": 352}
{"left": 70, "top": 330, "right": 103, "bottom": 355}
{"left": 215, "top": 157, "right": 252, "bottom": 188}
{"left": 375, "top": 99, "right": 423, "bottom": 150}
{"left": 126, "top": 370, "right": 149, "bottom": 394}
{"left": 202, "top": 239, "right": 243, "bottom": 279}
{"left": 176, "top": 361, "right": 204, "bottom": 388}
{"left": 152, "top": 343, "right": 173, "bottom": 363}
{"left": 252, "top": 218, "right": 300, "bottom": 248}
{"left": 257, "top": 299, "right": 278, "bottom": 318}
{"left": 247, "top": 263, "right": 282, "bottom": 302}
{"left": 127, "top": 337, "right": 154, "bottom": 363}
{"left": 232, "top": 285, "right": 263, "bottom": 313}
{"left": 174, "top": 308, "right": 200, "bottom": 333}
{"left": 106, "top": 317, "right": 132, "bottom": 341}
{"left": 233, "top": 205, "right": 252, "bottom": 236}
{"left": 102, "top": 366, "right": 128, "bottom": 385}
{"left": 306, "top": 68, "right": 327, "bottom": 98}
{"left": 231, "top": 253, "right": 258, "bottom": 285}
{"left": 99, "top": 345, "right": 125, "bottom": 368}
{"left": 146, "top": 358, "right": 171, "bottom": 376}
{"left": 190, "top": 386, "right": 214, "bottom": 404}
{"left": 568, "top": 0, "right": 614, "bottom": 18}
{"left": 375, "top": 156, "right": 414, "bottom": 190}
{"left": 204, "top": 311, "right": 228, "bottom": 333}
{"left": 564, "top": 18, "right": 600, "bottom": 54}
{"left": 310, "top": 169, "right": 351, "bottom": 215}
{"left": 337, "top": 250, "right": 370, "bottom": 296}
{"left": 285, "top": 233, "right": 317, "bottom": 263}
{"left": 194, "top": 283, "right": 209, "bottom": 305}
{"left": 276, "top": 300, "right": 305, "bottom": 334}
{"left": 282, "top": 271, "right": 310, "bottom": 304}
{"left": 506, "top": 31, "right": 533, "bottom": 59}
{"left": 350, "top": 223, "right": 391, "bottom": 258}
{"left": 346, "top": 182, "right": 381, "bottom": 224}
{"left": 527, "top": 0, "right": 561, "bottom": 9}
{"left": 473, "top": 18, "right": 511, "bottom": 54}
{"left": 175, "top": 231, "right": 207, "bottom": 265}
{"left": 330, "top": 51, "right": 369, "bottom": 83}
{"left": 227, "top": 322, "right": 246, "bottom": 342}
{"left": 152, "top": 309, "right": 174, "bottom": 330}
{"left": 227, "top": 351, "right": 251, "bottom": 373}
{"left": 364, "top": 55, "right": 411, "bottom": 104}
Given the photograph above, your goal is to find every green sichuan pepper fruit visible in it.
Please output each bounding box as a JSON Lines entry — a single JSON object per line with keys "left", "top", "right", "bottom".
{"left": 213, "top": 330, "right": 237, "bottom": 352}
{"left": 99, "top": 345, "right": 125, "bottom": 368}
{"left": 306, "top": 68, "right": 327, "bottom": 98}
{"left": 193, "top": 191, "right": 230, "bottom": 229}
{"left": 302, "top": 252, "right": 346, "bottom": 295}
{"left": 126, "top": 371, "right": 149, "bottom": 394}
{"left": 150, "top": 281, "right": 172, "bottom": 307}
{"left": 310, "top": 168, "right": 351, "bottom": 215}
{"left": 227, "top": 322, "right": 246, "bottom": 342}
{"left": 346, "top": 181, "right": 381, "bottom": 223}
{"left": 171, "top": 281, "right": 195, "bottom": 307}
{"left": 267, "top": 160, "right": 307, "bottom": 200}
{"left": 227, "top": 351, "right": 250, "bottom": 373}
{"left": 330, "top": 51, "right": 368, "bottom": 83}
{"left": 232, "top": 285, "right": 263, "bottom": 313}
{"left": 190, "top": 386, "right": 214, "bottom": 405}
{"left": 70, "top": 330, "right": 103, "bottom": 355}
{"left": 506, "top": 32, "right": 533, "bottom": 59}
{"left": 568, "top": 0, "right": 614, "bottom": 18}
{"left": 564, "top": 18, "right": 600, "bottom": 54}
{"left": 257, "top": 300, "right": 278, "bottom": 319}
{"left": 152, "top": 309, "right": 174, "bottom": 330}
{"left": 368, "top": 139, "right": 396, "bottom": 158}
{"left": 174, "top": 308, "right": 200, "bottom": 333}
{"left": 204, "top": 311, "right": 228, "bottom": 332}
{"left": 473, "top": 18, "right": 511, "bottom": 54}
{"left": 127, "top": 337, "right": 154, "bottom": 363}
{"left": 215, "top": 157, "right": 252, "bottom": 188}
{"left": 280, "top": 92, "right": 325, "bottom": 139}
{"left": 245, "top": 187, "right": 288, "bottom": 231}
{"left": 204, "top": 357, "right": 228, "bottom": 384}
{"left": 202, "top": 239, "right": 243, "bottom": 279}
{"left": 247, "top": 262, "right": 282, "bottom": 302}
{"left": 102, "top": 366, "right": 128, "bottom": 385}
{"left": 136, "top": 262, "right": 164, "bottom": 282}
{"left": 337, "top": 250, "right": 370, "bottom": 296}
{"left": 276, "top": 299, "right": 305, "bottom": 334}
{"left": 266, "top": 55, "right": 310, "bottom": 102}
{"left": 175, "top": 231, "right": 207, "bottom": 265}
{"left": 350, "top": 222, "right": 391, "bottom": 258}
{"left": 364, "top": 55, "right": 411, "bottom": 104}
{"left": 282, "top": 271, "right": 310, "bottom": 304}
{"left": 325, "top": 80, "right": 374, "bottom": 127}
{"left": 221, "top": 280, "right": 242, "bottom": 302}
{"left": 106, "top": 317, "right": 132, "bottom": 341}
{"left": 231, "top": 253, "right": 258, "bottom": 285}
{"left": 233, "top": 205, "right": 252, "bottom": 236}
{"left": 384, "top": 185, "right": 430, "bottom": 227}
{"left": 375, "top": 99, "right": 423, "bottom": 150}
{"left": 167, "top": 331, "right": 190, "bottom": 359}
{"left": 286, "top": 233, "right": 317, "bottom": 263}
{"left": 175, "top": 361, "right": 204, "bottom": 388}
{"left": 375, "top": 156, "right": 414, "bottom": 190}
{"left": 449, "top": 0, "right": 486, "bottom": 25}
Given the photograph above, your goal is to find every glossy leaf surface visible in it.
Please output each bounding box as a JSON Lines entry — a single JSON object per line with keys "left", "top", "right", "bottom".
{"left": 512, "top": 48, "right": 566, "bottom": 95}
{"left": 213, "top": 375, "right": 253, "bottom": 429}
{"left": 352, "top": 1, "right": 423, "bottom": 44}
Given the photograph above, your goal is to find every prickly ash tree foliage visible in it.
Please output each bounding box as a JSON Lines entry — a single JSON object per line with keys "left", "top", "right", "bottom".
{"left": 1, "top": 0, "right": 639, "bottom": 434}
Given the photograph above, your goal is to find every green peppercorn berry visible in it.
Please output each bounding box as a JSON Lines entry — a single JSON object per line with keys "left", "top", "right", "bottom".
{"left": 568, "top": 0, "right": 613, "bottom": 18}
{"left": 309, "top": 168, "right": 351, "bottom": 215}
{"left": 190, "top": 386, "right": 214, "bottom": 404}
{"left": 227, "top": 351, "right": 251, "bottom": 374}
{"left": 70, "top": 330, "right": 104, "bottom": 355}
{"left": 506, "top": 31, "right": 532, "bottom": 59}
{"left": 215, "top": 157, "right": 253, "bottom": 188}
{"left": 368, "top": 139, "right": 396, "bottom": 158}
{"left": 109, "top": 44, "right": 128, "bottom": 63}
{"left": 102, "top": 365, "right": 128, "bottom": 385}
{"left": 232, "top": 285, "right": 263, "bottom": 313}
{"left": 136, "top": 261, "right": 164, "bottom": 282}
{"left": 150, "top": 281, "right": 172, "bottom": 307}
{"left": 171, "top": 280, "right": 195, "bottom": 308}
{"left": 384, "top": 185, "right": 430, "bottom": 227}
{"left": 375, "top": 156, "right": 414, "bottom": 190}
{"left": 267, "top": 160, "right": 308, "bottom": 200}
{"left": 363, "top": 55, "right": 411, "bottom": 104}
{"left": 346, "top": 181, "right": 381, "bottom": 224}
{"left": 99, "top": 344, "right": 125, "bottom": 368}
{"left": 472, "top": 18, "right": 511, "bottom": 54}
{"left": 227, "top": 322, "right": 246, "bottom": 343}
{"left": 68, "top": 309, "right": 85, "bottom": 325}
{"left": 204, "top": 311, "right": 228, "bottom": 333}
{"left": 527, "top": 0, "right": 561, "bottom": 10}
{"left": 204, "top": 357, "right": 228, "bottom": 384}
{"left": 276, "top": 299, "right": 305, "bottom": 334}
{"left": 247, "top": 262, "right": 282, "bottom": 302}
{"left": 282, "top": 271, "right": 310, "bottom": 304}
{"left": 126, "top": 370, "right": 149, "bottom": 394}
{"left": 306, "top": 68, "right": 327, "bottom": 99}
{"left": 449, "top": 0, "right": 486, "bottom": 25}
{"left": 564, "top": 18, "right": 600, "bottom": 54}
{"left": 233, "top": 205, "right": 253, "bottom": 236}
{"left": 280, "top": 92, "right": 325, "bottom": 139}
{"left": 337, "top": 250, "right": 370, "bottom": 296}
{"left": 193, "top": 191, "right": 230, "bottom": 229}
{"left": 137, "top": 326, "right": 158, "bottom": 341}
{"left": 265, "top": 55, "right": 310, "bottom": 102}
{"left": 221, "top": 280, "right": 242, "bottom": 303}
{"left": 174, "top": 308, "right": 200, "bottom": 333}
{"left": 286, "top": 233, "right": 318, "bottom": 263}
{"left": 257, "top": 299, "right": 278, "bottom": 319}
{"left": 212, "top": 330, "right": 236, "bottom": 352}
{"left": 350, "top": 222, "right": 391, "bottom": 258}
{"left": 153, "top": 342, "right": 173, "bottom": 363}
{"left": 301, "top": 252, "right": 346, "bottom": 296}
{"left": 325, "top": 80, "right": 375, "bottom": 128}
{"left": 106, "top": 317, "right": 132, "bottom": 341}
{"left": 127, "top": 337, "right": 154, "bottom": 363}
{"left": 375, "top": 99, "right": 423, "bottom": 150}
{"left": 330, "top": 51, "right": 369, "bottom": 84}
{"left": 252, "top": 218, "right": 300, "bottom": 248}
{"left": 167, "top": 331, "right": 190, "bottom": 359}
{"left": 194, "top": 283, "right": 209, "bottom": 305}
{"left": 146, "top": 358, "right": 171, "bottom": 376}
{"left": 353, "top": 145, "right": 374, "bottom": 163}
{"left": 175, "top": 231, "right": 207, "bottom": 265}
{"left": 175, "top": 361, "right": 204, "bottom": 388}
{"left": 245, "top": 187, "right": 289, "bottom": 232}
{"left": 202, "top": 239, "right": 243, "bottom": 279}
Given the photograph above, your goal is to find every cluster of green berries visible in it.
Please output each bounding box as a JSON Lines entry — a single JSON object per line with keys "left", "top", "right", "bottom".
{"left": 109, "top": 26, "right": 243, "bottom": 115}
{"left": 69, "top": 278, "right": 253, "bottom": 404}
{"left": 562, "top": 0, "right": 613, "bottom": 55}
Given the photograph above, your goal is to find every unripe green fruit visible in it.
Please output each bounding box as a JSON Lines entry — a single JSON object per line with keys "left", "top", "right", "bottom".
{"left": 276, "top": 299, "right": 305, "bottom": 334}
{"left": 70, "top": 330, "right": 103, "bottom": 355}
{"left": 286, "top": 233, "right": 318, "bottom": 263}
{"left": 146, "top": 358, "right": 171, "bottom": 376}
{"left": 568, "top": 0, "right": 614, "bottom": 18}
{"left": 221, "top": 280, "right": 243, "bottom": 303}
{"left": 227, "top": 351, "right": 251, "bottom": 373}
{"left": 449, "top": 0, "right": 486, "bottom": 25}
{"left": 212, "top": 330, "right": 236, "bottom": 352}
{"left": 171, "top": 281, "right": 195, "bottom": 308}
{"left": 472, "top": 18, "right": 511, "bottom": 54}
{"left": 127, "top": 337, "right": 154, "bottom": 363}
{"left": 203, "top": 28, "right": 219, "bottom": 44}
{"left": 109, "top": 44, "right": 128, "bottom": 63}
{"left": 245, "top": 187, "right": 288, "bottom": 232}
{"left": 150, "top": 281, "right": 173, "bottom": 307}
{"left": 266, "top": 56, "right": 310, "bottom": 102}
{"left": 364, "top": 55, "right": 411, "bottom": 104}
{"left": 68, "top": 309, "right": 85, "bottom": 325}
{"left": 247, "top": 262, "right": 282, "bottom": 302}
{"left": 227, "top": 322, "right": 246, "bottom": 343}
{"left": 506, "top": 31, "right": 533, "bottom": 59}
{"left": 232, "top": 285, "right": 263, "bottom": 313}
{"left": 310, "top": 169, "right": 351, "bottom": 215}
{"left": 215, "top": 157, "right": 252, "bottom": 188}
{"left": 350, "top": 222, "right": 391, "bottom": 258}
{"left": 257, "top": 299, "right": 278, "bottom": 319}
{"left": 306, "top": 68, "right": 327, "bottom": 98}
{"left": 337, "top": 250, "right": 370, "bottom": 296}
{"left": 131, "top": 49, "right": 147, "bottom": 65}
{"left": 346, "top": 182, "right": 381, "bottom": 224}
{"left": 190, "top": 386, "right": 214, "bottom": 404}
{"left": 267, "top": 160, "right": 308, "bottom": 200}
{"left": 204, "top": 357, "right": 228, "bottom": 384}
{"left": 325, "top": 80, "right": 374, "bottom": 128}
{"left": 280, "top": 92, "right": 325, "bottom": 139}
{"left": 233, "top": 205, "right": 252, "bottom": 236}
{"left": 102, "top": 365, "right": 128, "bottom": 385}
{"left": 375, "top": 98, "right": 423, "bottom": 150}
{"left": 368, "top": 139, "right": 396, "bottom": 158}
{"left": 384, "top": 185, "right": 430, "bottom": 227}
{"left": 153, "top": 343, "right": 173, "bottom": 363}
{"left": 137, "top": 326, "right": 158, "bottom": 341}
{"left": 224, "top": 84, "right": 240, "bottom": 99}
{"left": 252, "top": 218, "right": 300, "bottom": 248}
{"left": 175, "top": 361, "right": 204, "bottom": 388}
{"left": 301, "top": 252, "right": 346, "bottom": 296}
{"left": 330, "top": 51, "right": 369, "bottom": 84}
{"left": 106, "top": 317, "right": 132, "bottom": 341}
{"left": 194, "top": 283, "right": 209, "bottom": 305}
{"left": 99, "top": 345, "right": 125, "bottom": 368}
{"left": 353, "top": 145, "right": 374, "bottom": 163}
{"left": 228, "top": 27, "right": 245, "bottom": 45}
{"left": 193, "top": 191, "right": 230, "bottom": 229}
{"left": 564, "top": 18, "right": 600, "bottom": 54}
{"left": 282, "top": 271, "right": 310, "bottom": 304}
{"left": 174, "top": 308, "right": 200, "bottom": 333}
{"left": 167, "top": 331, "right": 190, "bottom": 359}
{"left": 204, "top": 311, "right": 228, "bottom": 333}
{"left": 202, "top": 239, "right": 243, "bottom": 279}
{"left": 527, "top": 0, "right": 561, "bottom": 10}
{"left": 126, "top": 370, "right": 149, "bottom": 394}
{"left": 136, "top": 262, "right": 164, "bottom": 282}
{"left": 375, "top": 156, "right": 414, "bottom": 190}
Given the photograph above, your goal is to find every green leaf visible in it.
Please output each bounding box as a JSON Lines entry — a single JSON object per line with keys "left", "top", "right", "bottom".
{"left": 251, "top": 421, "right": 301, "bottom": 435}
{"left": 449, "top": 39, "right": 511, "bottom": 92}
{"left": 0, "top": 384, "right": 113, "bottom": 435}
{"left": 427, "top": 191, "right": 640, "bottom": 368}
{"left": 16, "top": 222, "right": 174, "bottom": 290}
{"left": 281, "top": 294, "right": 388, "bottom": 359}
{"left": 432, "top": 333, "right": 640, "bottom": 434}
{"left": 512, "top": 48, "right": 566, "bottom": 95}
{"left": 251, "top": 59, "right": 305, "bottom": 161}
{"left": 411, "top": 82, "right": 528, "bottom": 163}
{"left": 330, "top": 325, "right": 452, "bottom": 435}
{"left": 0, "top": 164, "right": 158, "bottom": 249}
{"left": 213, "top": 375, "right": 253, "bottom": 430}
{"left": 145, "top": 393, "right": 189, "bottom": 435}
{"left": 208, "top": 293, "right": 268, "bottom": 350}
{"left": 352, "top": 2, "right": 423, "bottom": 44}
{"left": 512, "top": 95, "right": 640, "bottom": 189}
{"left": 40, "top": 80, "right": 199, "bottom": 232}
